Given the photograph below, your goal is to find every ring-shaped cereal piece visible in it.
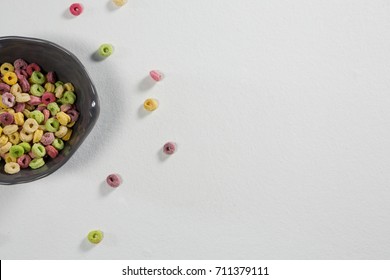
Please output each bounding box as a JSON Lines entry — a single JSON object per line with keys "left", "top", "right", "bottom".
{"left": 33, "top": 129, "right": 44, "bottom": 143}
{"left": 31, "top": 71, "right": 46, "bottom": 85}
{"left": 29, "top": 158, "right": 45, "bottom": 169}
{"left": 55, "top": 126, "right": 68, "bottom": 138}
{"left": 8, "top": 132, "right": 20, "bottom": 145}
{"left": 9, "top": 144, "right": 24, "bottom": 158}
{"left": 10, "top": 84, "right": 22, "bottom": 95}
{"left": 2, "top": 72, "right": 18, "bottom": 85}
{"left": 3, "top": 124, "right": 18, "bottom": 135}
{"left": 98, "top": 44, "right": 114, "bottom": 57}
{"left": 32, "top": 143, "right": 46, "bottom": 158}
{"left": 23, "top": 118, "right": 39, "bottom": 133}
{"left": 0, "top": 142, "right": 12, "bottom": 154}
{"left": 87, "top": 230, "right": 104, "bottom": 244}
{"left": 70, "top": 3, "right": 83, "bottom": 16}
{"left": 52, "top": 138, "right": 64, "bottom": 150}
{"left": 19, "top": 129, "right": 33, "bottom": 142}
{"left": 4, "top": 162, "right": 20, "bottom": 174}
{"left": 17, "top": 154, "right": 31, "bottom": 169}
{"left": 45, "top": 118, "right": 59, "bottom": 132}
{"left": 143, "top": 98, "right": 159, "bottom": 111}
{"left": 0, "top": 63, "right": 15, "bottom": 75}
{"left": 19, "top": 142, "right": 31, "bottom": 153}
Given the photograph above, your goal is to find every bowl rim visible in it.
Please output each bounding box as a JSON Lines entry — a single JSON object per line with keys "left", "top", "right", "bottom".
{"left": 0, "top": 36, "right": 100, "bottom": 185}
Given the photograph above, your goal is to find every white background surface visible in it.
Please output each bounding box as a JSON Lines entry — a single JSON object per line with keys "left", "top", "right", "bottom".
{"left": 1, "top": 0, "right": 390, "bottom": 259}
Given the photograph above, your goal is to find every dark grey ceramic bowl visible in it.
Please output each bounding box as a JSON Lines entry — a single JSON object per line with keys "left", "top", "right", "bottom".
{"left": 0, "top": 36, "right": 99, "bottom": 184}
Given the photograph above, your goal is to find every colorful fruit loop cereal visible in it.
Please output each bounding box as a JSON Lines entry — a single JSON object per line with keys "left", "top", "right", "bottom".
{"left": 106, "top": 173, "right": 122, "bottom": 187}
{"left": 69, "top": 3, "right": 83, "bottom": 16}
{"left": 163, "top": 142, "right": 177, "bottom": 155}
{"left": 0, "top": 59, "right": 80, "bottom": 174}
{"left": 88, "top": 230, "right": 104, "bottom": 244}
{"left": 143, "top": 98, "right": 159, "bottom": 111}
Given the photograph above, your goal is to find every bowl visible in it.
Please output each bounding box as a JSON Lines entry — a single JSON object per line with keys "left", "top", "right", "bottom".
{"left": 0, "top": 36, "right": 100, "bottom": 184}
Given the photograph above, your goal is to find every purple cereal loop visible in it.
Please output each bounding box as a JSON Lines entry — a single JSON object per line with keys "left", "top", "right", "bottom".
{"left": 2, "top": 92, "right": 16, "bottom": 107}
{"left": 40, "top": 132, "right": 55, "bottom": 146}
{"left": 0, "top": 112, "right": 14, "bottom": 125}
{"left": 46, "top": 72, "right": 57, "bottom": 83}
{"left": 67, "top": 109, "right": 79, "bottom": 122}
{"left": 106, "top": 174, "right": 122, "bottom": 188}
{"left": 17, "top": 154, "right": 31, "bottom": 169}
{"left": 14, "top": 102, "right": 26, "bottom": 113}
{"left": 26, "top": 63, "right": 41, "bottom": 76}
{"left": 0, "top": 83, "right": 11, "bottom": 94}
{"left": 163, "top": 142, "right": 176, "bottom": 155}
{"left": 28, "top": 96, "right": 42, "bottom": 106}
{"left": 13, "top": 58, "right": 28, "bottom": 70}
{"left": 19, "top": 77, "right": 30, "bottom": 92}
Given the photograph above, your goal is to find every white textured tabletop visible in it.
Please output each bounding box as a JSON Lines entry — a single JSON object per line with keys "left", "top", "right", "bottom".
{"left": 1, "top": 0, "right": 390, "bottom": 259}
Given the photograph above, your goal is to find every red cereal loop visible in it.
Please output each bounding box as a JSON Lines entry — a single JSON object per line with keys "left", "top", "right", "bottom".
{"left": 70, "top": 3, "right": 83, "bottom": 16}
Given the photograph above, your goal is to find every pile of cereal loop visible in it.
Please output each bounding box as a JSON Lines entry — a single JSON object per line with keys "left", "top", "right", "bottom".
{"left": 0, "top": 59, "right": 79, "bottom": 174}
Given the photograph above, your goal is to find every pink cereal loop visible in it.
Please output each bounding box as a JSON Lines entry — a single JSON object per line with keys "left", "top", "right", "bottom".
{"left": 70, "top": 3, "right": 83, "bottom": 16}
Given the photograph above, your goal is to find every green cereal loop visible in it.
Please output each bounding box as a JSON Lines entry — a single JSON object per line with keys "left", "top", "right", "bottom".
{"left": 87, "top": 230, "right": 104, "bottom": 244}
{"left": 30, "top": 84, "right": 45, "bottom": 97}
{"left": 29, "top": 110, "right": 45, "bottom": 124}
{"left": 45, "top": 118, "right": 60, "bottom": 132}
{"left": 19, "top": 142, "right": 31, "bottom": 153}
{"left": 61, "top": 91, "right": 76, "bottom": 105}
{"left": 9, "top": 145, "right": 24, "bottom": 158}
{"left": 47, "top": 102, "right": 60, "bottom": 116}
{"left": 29, "top": 158, "right": 45, "bottom": 169}
{"left": 98, "top": 44, "right": 114, "bottom": 57}
{"left": 52, "top": 138, "right": 64, "bottom": 150}
{"left": 32, "top": 143, "right": 46, "bottom": 158}
{"left": 31, "top": 71, "right": 46, "bottom": 85}
{"left": 55, "top": 81, "right": 64, "bottom": 88}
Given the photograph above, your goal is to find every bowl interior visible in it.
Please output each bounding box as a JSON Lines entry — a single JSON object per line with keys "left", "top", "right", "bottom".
{"left": 0, "top": 36, "right": 99, "bottom": 184}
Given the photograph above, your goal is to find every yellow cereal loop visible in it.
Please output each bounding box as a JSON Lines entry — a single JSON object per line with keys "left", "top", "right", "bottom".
{"left": 6, "top": 109, "right": 15, "bottom": 114}
{"left": 13, "top": 112, "right": 25, "bottom": 126}
{"left": 44, "top": 82, "right": 55, "bottom": 93}
{"left": 0, "top": 142, "right": 12, "bottom": 154}
{"left": 62, "top": 129, "right": 72, "bottom": 141}
{"left": 0, "top": 135, "right": 8, "bottom": 146}
{"left": 0, "top": 97, "right": 8, "bottom": 109}
{"left": 4, "top": 153, "right": 17, "bottom": 163}
{"left": 63, "top": 83, "right": 74, "bottom": 91}
{"left": 143, "top": 98, "right": 159, "bottom": 111}
{"left": 2, "top": 72, "right": 18, "bottom": 85}
{"left": 56, "top": 112, "right": 71, "bottom": 126}
{"left": 10, "top": 84, "right": 22, "bottom": 95}
{"left": 20, "top": 129, "right": 33, "bottom": 142}
{"left": 23, "top": 118, "right": 39, "bottom": 133}
{"left": 3, "top": 125, "right": 18, "bottom": 135}
{"left": 15, "top": 93, "right": 31, "bottom": 103}
{"left": 4, "top": 162, "right": 20, "bottom": 174}
{"left": 67, "top": 121, "right": 75, "bottom": 128}
{"left": 0, "top": 126, "right": 2, "bottom": 136}
{"left": 55, "top": 85, "right": 64, "bottom": 98}
{"left": 9, "top": 132, "right": 20, "bottom": 145}
{"left": 0, "top": 63, "right": 14, "bottom": 75}
{"left": 55, "top": 126, "right": 68, "bottom": 138}
{"left": 22, "top": 109, "right": 31, "bottom": 118}
{"left": 33, "top": 129, "right": 43, "bottom": 143}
